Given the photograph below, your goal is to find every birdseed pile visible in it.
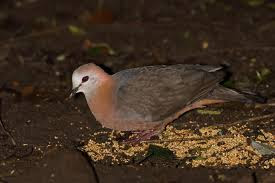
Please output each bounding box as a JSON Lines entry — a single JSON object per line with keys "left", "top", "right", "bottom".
{"left": 83, "top": 124, "right": 275, "bottom": 169}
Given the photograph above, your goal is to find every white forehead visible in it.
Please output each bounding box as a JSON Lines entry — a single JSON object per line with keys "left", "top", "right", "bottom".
{"left": 72, "top": 64, "right": 89, "bottom": 85}
{"left": 72, "top": 70, "right": 83, "bottom": 84}
{"left": 72, "top": 63, "right": 102, "bottom": 86}
{"left": 72, "top": 63, "right": 94, "bottom": 79}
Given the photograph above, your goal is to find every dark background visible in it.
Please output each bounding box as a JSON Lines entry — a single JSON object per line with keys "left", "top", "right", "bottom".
{"left": 0, "top": 0, "right": 274, "bottom": 182}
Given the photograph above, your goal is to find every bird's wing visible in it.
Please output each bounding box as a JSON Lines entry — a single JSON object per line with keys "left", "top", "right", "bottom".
{"left": 112, "top": 64, "right": 224, "bottom": 122}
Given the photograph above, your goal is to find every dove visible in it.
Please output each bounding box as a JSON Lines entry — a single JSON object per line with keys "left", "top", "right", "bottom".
{"left": 70, "top": 63, "right": 264, "bottom": 142}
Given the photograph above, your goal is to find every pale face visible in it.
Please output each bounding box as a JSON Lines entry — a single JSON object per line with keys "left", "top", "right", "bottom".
{"left": 71, "top": 64, "right": 102, "bottom": 97}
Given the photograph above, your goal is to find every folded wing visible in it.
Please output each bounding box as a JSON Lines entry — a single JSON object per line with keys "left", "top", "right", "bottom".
{"left": 112, "top": 64, "right": 224, "bottom": 122}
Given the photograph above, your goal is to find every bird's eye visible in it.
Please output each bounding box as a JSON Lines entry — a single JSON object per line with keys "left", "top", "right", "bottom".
{"left": 82, "top": 76, "right": 89, "bottom": 83}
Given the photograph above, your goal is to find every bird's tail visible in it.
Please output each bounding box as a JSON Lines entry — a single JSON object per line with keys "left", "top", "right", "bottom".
{"left": 208, "top": 86, "right": 266, "bottom": 104}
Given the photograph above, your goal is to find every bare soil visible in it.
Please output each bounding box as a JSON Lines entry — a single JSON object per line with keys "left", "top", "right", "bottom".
{"left": 0, "top": 0, "right": 274, "bottom": 182}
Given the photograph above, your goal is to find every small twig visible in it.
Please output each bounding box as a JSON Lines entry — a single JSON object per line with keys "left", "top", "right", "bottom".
{"left": 142, "top": 134, "right": 235, "bottom": 144}
{"left": 255, "top": 103, "right": 275, "bottom": 108}
{"left": 218, "top": 113, "right": 275, "bottom": 127}
{"left": 0, "top": 120, "right": 16, "bottom": 146}
{"left": 0, "top": 99, "right": 16, "bottom": 146}
{"left": 135, "top": 152, "right": 153, "bottom": 165}
{"left": 90, "top": 161, "right": 100, "bottom": 183}
{"left": 76, "top": 147, "right": 100, "bottom": 183}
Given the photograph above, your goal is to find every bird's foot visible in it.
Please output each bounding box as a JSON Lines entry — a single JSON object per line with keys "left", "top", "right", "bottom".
{"left": 123, "top": 130, "right": 156, "bottom": 144}
{"left": 123, "top": 126, "right": 165, "bottom": 145}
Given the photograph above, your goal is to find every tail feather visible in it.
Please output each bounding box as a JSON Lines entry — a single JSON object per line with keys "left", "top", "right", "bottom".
{"left": 208, "top": 86, "right": 266, "bottom": 104}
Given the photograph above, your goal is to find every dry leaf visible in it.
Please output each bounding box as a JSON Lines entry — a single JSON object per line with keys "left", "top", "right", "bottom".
{"left": 89, "top": 9, "right": 114, "bottom": 24}
{"left": 21, "top": 86, "right": 34, "bottom": 97}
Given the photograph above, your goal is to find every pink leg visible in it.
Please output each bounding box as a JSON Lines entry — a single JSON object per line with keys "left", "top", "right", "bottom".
{"left": 124, "top": 126, "right": 165, "bottom": 144}
{"left": 124, "top": 99, "right": 226, "bottom": 144}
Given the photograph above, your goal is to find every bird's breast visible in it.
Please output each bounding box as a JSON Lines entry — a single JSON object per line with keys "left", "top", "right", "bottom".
{"left": 85, "top": 81, "right": 119, "bottom": 127}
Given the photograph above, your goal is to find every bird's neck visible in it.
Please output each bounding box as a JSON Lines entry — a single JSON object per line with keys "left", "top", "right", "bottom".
{"left": 85, "top": 78, "right": 117, "bottom": 126}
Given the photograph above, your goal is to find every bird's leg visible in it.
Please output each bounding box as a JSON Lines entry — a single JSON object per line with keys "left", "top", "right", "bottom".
{"left": 124, "top": 103, "right": 205, "bottom": 144}
{"left": 124, "top": 123, "right": 166, "bottom": 144}
{"left": 131, "top": 130, "right": 145, "bottom": 134}
{"left": 124, "top": 99, "right": 226, "bottom": 144}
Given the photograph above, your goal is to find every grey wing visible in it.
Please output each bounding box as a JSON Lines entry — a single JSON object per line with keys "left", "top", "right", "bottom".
{"left": 113, "top": 64, "right": 224, "bottom": 122}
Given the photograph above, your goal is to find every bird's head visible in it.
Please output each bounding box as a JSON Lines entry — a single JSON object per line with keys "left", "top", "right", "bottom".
{"left": 70, "top": 63, "right": 109, "bottom": 98}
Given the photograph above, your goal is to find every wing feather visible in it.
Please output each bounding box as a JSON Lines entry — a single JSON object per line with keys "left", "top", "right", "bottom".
{"left": 112, "top": 64, "right": 224, "bottom": 122}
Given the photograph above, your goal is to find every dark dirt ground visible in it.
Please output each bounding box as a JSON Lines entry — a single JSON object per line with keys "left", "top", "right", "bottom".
{"left": 0, "top": 0, "right": 275, "bottom": 182}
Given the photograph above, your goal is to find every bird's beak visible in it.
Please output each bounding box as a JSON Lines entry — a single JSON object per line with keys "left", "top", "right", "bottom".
{"left": 69, "top": 84, "right": 81, "bottom": 98}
